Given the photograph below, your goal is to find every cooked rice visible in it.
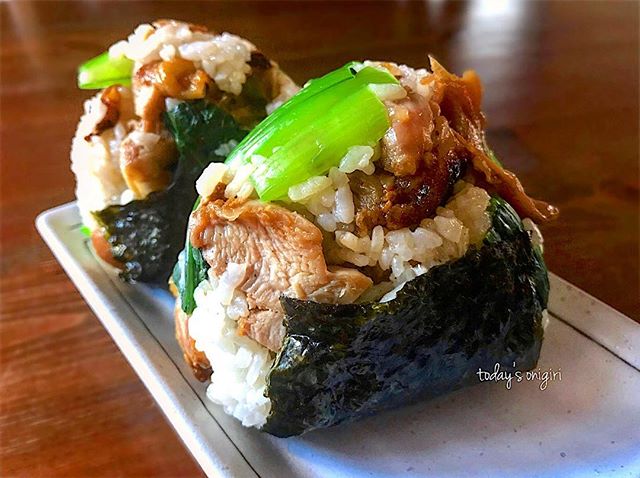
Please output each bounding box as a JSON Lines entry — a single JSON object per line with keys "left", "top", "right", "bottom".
{"left": 364, "top": 60, "right": 433, "bottom": 98}
{"left": 109, "top": 21, "right": 253, "bottom": 95}
{"left": 369, "top": 83, "right": 407, "bottom": 102}
{"left": 280, "top": 140, "right": 492, "bottom": 299}
{"left": 290, "top": 170, "right": 492, "bottom": 300}
{"left": 70, "top": 87, "right": 134, "bottom": 228}
{"left": 541, "top": 310, "right": 550, "bottom": 329}
{"left": 196, "top": 163, "right": 230, "bottom": 198}
{"left": 188, "top": 263, "right": 273, "bottom": 428}
{"left": 523, "top": 218, "right": 544, "bottom": 253}
{"left": 213, "top": 139, "right": 239, "bottom": 157}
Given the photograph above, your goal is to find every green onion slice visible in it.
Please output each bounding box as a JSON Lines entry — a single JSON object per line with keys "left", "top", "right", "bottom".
{"left": 225, "top": 63, "right": 399, "bottom": 201}
{"left": 77, "top": 51, "right": 134, "bottom": 89}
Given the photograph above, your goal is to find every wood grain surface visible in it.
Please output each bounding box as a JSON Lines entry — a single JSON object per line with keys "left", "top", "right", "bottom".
{"left": 1, "top": 1, "right": 638, "bottom": 476}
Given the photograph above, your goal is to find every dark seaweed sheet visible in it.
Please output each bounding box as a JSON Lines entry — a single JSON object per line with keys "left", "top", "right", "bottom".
{"left": 93, "top": 101, "right": 246, "bottom": 283}
{"left": 263, "top": 197, "right": 548, "bottom": 437}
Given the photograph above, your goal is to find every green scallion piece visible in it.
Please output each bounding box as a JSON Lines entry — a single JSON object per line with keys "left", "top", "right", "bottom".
{"left": 224, "top": 62, "right": 363, "bottom": 171}
{"left": 77, "top": 51, "right": 134, "bottom": 90}
{"left": 225, "top": 64, "right": 399, "bottom": 201}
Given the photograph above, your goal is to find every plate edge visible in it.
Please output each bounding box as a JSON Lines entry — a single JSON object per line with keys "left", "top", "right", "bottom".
{"left": 34, "top": 203, "right": 640, "bottom": 476}
{"left": 36, "top": 204, "right": 260, "bottom": 478}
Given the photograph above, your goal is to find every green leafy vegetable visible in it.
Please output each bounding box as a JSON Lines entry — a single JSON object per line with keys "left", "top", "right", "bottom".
{"left": 164, "top": 101, "right": 247, "bottom": 170}
{"left": 78, "top": 51, "right": 134, "bottom": 89}
{"left": 172, "top": 198, "right": 210, "bottom": 314}
{"left": 263, "top": 197, "right": 548, "bottom": 437}
{"left": 79, "top": 225, "right": 91, "bottom": 238}
{"left": 172, "top": 239, "right": 209, "bottom": 314}
{"left": 93, "top": 101, "right": 247, "bottom": 282}
{"left": 225, "top": 64, "right": 399, "bottom": 201}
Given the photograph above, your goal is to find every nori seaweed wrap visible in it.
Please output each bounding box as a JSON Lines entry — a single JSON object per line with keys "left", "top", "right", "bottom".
{"left": 171, "top": 58, "right": 558, "bottom": 436}
{"left": 70, "top": 20, "right": 298, "bottom": 282}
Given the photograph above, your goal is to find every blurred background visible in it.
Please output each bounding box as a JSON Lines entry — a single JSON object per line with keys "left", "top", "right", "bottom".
{"left": 1, "top": 1, "right": 638, "bottom": 476}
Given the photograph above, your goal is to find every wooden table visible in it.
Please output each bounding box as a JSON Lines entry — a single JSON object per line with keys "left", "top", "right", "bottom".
{"left": 1, "top": 1, "right": 638, "bottom": 476}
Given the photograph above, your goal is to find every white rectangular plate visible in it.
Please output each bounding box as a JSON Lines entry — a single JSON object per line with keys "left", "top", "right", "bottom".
{"left": 37, "top": 203, "right": 640, "bottom": 478}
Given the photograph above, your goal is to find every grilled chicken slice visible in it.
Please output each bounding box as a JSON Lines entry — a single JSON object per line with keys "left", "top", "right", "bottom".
{"left": 190, "top": 198, "right": 373, "bottom": 351}
{"left": 119, "top": 125, "right": 177, "bottom": 199}
{"left": 380, "top": 92, "right": 434, "bottom": 177}
{"left": 83, "top": 85, "right": 134, "bottom": 140}
{"left": 353, "top": 95, "right": 468, "bottom": 234}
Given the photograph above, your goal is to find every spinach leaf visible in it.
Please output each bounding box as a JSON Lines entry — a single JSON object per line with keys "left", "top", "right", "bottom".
{"left": 172, "top": 242, "right": 209, "bottom": 314}
{"left": 165, "top": 100, "right": 246, "bottom": 170}
{"left": 172, "top": 198, "right": 210, "bottom": 314}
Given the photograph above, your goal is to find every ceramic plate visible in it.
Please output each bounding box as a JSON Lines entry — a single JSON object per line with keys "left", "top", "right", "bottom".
{"left": 37, "top": 203, "right": 640, "bottom": 478}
